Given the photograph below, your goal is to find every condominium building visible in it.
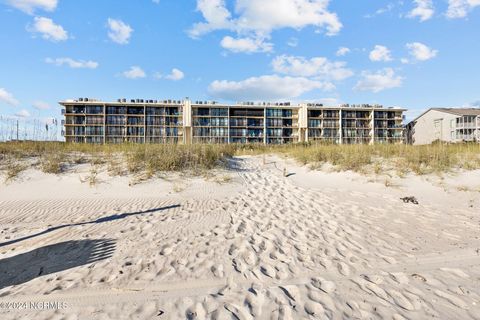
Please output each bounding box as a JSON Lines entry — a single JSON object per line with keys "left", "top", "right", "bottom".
{"left": 60, "top": 98, "right": 405, "bottom": 144}
{"left": 406, "top": 108, "right": 480, "bottom": 145}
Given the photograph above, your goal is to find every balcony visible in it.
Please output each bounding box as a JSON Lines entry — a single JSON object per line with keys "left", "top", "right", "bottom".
{"left": 457, "top": 123, "right": 477, "bottom": 129}
{"left": 456, "top": 134, "right": 477, "bottom": 141}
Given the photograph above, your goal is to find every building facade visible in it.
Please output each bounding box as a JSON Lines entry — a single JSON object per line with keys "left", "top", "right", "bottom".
{"left": 406, "top": 108, "right": 480, "bottom": 145}
{"left": 61, "top": 98, "right": 405, "bottom": 144}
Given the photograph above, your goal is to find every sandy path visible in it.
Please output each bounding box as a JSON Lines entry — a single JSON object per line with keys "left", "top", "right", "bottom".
{"left": 0, "top": 156, "right": 479, "bottom": 319}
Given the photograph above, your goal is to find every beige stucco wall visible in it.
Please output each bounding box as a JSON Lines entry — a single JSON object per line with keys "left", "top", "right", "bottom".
{"left": 412, "top": 110, "right": 458, "bottom": 145}
{"left": 183, "top": 99, "right": 192, "bottom": 127}
{"left": 298, "top": 104, "right": 308, "bottom": 129}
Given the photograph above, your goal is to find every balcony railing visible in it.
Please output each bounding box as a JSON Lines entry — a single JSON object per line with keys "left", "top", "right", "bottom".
{"left": 457, "top": 123, "right": 477, "bottom": 129}
{"left": 456, "top": 134, "right": 477, "bottom": 141}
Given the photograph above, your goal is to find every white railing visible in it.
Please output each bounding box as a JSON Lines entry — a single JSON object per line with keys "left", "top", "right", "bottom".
{"left": 456, "top": 134, "right": 476, "bottom": 141}
{"left": 458, "top": 123, "right": 477, "bottom": 129}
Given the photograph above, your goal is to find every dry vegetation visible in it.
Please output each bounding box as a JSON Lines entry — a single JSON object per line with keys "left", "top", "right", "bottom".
{"left": 277, "top": 143, "right": 480, "bottom": 175}
{"left": 0, "top": 142, "right": 479, "bottom": 183}
{"left": 0, "top": 142, "right": 236, "bottom": 178}
{"left": 3, "top": 160, "right": 28, "bottom": 183}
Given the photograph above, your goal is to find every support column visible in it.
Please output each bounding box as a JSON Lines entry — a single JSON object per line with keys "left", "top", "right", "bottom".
{"left": 83, "top": 104, "right": 86, "bottom": 144}
{"left": 263, "top": 107, "right": 267, "bottom": 145}
{"left": 123, "top": 106, "right": 127, "bottom": 143}
{"left": 143, "top": 104, "right": 147, "bottom": 144}
{"left": 339, "top": 109, "right": 343, "bottom": 144}
{"left": 371, "top": 109, "right": 375, "bottom": 145}
{"left": 103, "top": 103, "right": 106, "bottom": 144}
{"left": 227, "top": 107, "right": 231, "bottom": 144}
{"left": 298, "top": 104, "right": 308, "bottom": 143}
{"left": 183, "top": 99, "right": 192, "bottom": 145}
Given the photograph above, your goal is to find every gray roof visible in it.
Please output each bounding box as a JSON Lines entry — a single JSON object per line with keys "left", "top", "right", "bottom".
{"left": 431, "top": 108, "right": 480, "bottom": 116}
{"left": 409, "top": 107, "right": 480, "bottom": 124}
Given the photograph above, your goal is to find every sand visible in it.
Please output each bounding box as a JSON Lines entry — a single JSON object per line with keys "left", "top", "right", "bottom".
{"left": 0, "top": 155, "right": 479, "bottom": 319}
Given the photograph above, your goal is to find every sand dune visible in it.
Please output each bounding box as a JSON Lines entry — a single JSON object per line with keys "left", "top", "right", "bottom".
{"left": 1, "top": 155, "right": 479, "bottom": 319}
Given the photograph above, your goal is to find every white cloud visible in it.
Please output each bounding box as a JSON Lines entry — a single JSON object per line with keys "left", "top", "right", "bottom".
{"left": 122, "top": 66, "right": 146, "bottom": 79}
{"left": 354, "top": 68, "right": 403, "bottom": 93}
{"left": 107, "top": 18, "right": 133, "bottom": 45}
{"left": 208, "top": 75, "right": 333, "bottom": 101}
{"left": 32, "top": 101, "right": 51, "bottom": 110}
{"left": 45, "top": 57, "right": 99, "bottom": 69}
{"left": 6, "top": 0, "right": 57, "bottom": 14}
{"left": 165, "top": 68, "right": 185, "bottom": 81}
{"left": 189, "top": 0, "right": 233, "bottom": 38}
{"left": 189, "top": 0, "right": 342, "bottom": 52}
{"left": 406, "top": 42, "right": 438, "bottom": 61}
{"left": 154, "top": 68, "right": 185, "bottom": 81}
{"left": 15, "top": 109, "right": 31, "bottom": 118}
{"left": 272, "top": 55, "right": 353, "bottom": 81}
{"left": 364, "top": 3, "right": 395, "bottom": 18}
{"left": 336, "top": 47, "right": 350, "bottom": 56}
{"left": 234, "top": 0, "right": 342, "bottom": 36}
{"left": 0, "top": 88, "right": 19, "bottom": 106}
{"left": 27, "top": 17, "right": 68, "bottom": 42}
{"left": 220, "top": 36, "right": 273, "bottom": 53}
{"left": 369, "top": 45, "right": 393, "bottom": 62}
{"left": 446, "top": 0, "right": 480, "bottom": 18}
{"left": 408, "top": 0, "right": 434, "bottom": 21}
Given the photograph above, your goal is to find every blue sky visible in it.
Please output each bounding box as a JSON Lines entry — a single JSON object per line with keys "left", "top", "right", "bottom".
{"left": 0, "top": 0, "right": 479, "bottom": 124}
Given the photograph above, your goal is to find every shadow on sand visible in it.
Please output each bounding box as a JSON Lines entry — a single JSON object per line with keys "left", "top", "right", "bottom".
{"left": 0, "top": 204, "right": 180, "bottom": 248}
{"left": 0, "top": 239, "right": 116, "bottom": 291}
{"left": 226, "top": 157, "right": 251, "bottom": 172}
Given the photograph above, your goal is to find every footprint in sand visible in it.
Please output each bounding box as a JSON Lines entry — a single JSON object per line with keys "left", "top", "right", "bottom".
{"left": 389, "top": 272, "right": 410, "bottom": 284}
{"left": 337, "top": 262, "right": 350, "bottom": 276}
{"left": 232, "top": 258, "right": 247, "bottom": 274}
{"left": 211, "top": 264, "right": 224, "bottom": 278}
{"left": 245, "top": 283, "right": 265, "bottom": 317}
{"left": 311, "top": 277, "right": 336, "bottom": 294}
{"left": 388, "top": 289, "right": 415, "bottom": 311}
{"left": 260, "top": 264, "right": 276, "bottom": 278}
{"left": 224, "top": 302, "right": 252, "bottom": 320}
{"left": 345, "top": 300, "right": 364, "bottom": 319}
{"left": 304, "top": 300, "right": 325, "bottom": 317}
{"left": 243, "top": 250, "right": 257, "bottom": 266}
{"left": 186, "top": 302, "right": 207, "bottom": 320}
{"left": 363, "top": 274, "right": 384, "bottom": 285}
{"left": 270, "top": 304, "right": 294, "bottom": 320}
{"left": 279, "top": 285, "right": 302, "bottom": 304}
{"left": 363, "top": 281, "right": 390, "bottom": 301}
{"left": 275, "top": 265, "right": 290, "bottom": 280}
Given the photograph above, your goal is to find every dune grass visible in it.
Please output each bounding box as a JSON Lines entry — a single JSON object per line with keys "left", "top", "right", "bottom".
{"left": 0, "top": 141, "right": 237, "bottom": 176}
{"left": 272, "top": 143, "right": 480, "bottom": 175}
{"left": 0, "top": 141, "right": 479, "bottom": 180}
{"left": 3, "top": 161, "right": 28, "bottom": 183}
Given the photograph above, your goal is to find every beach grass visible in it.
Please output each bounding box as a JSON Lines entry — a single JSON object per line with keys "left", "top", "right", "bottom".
{"left": 273, "top": 143, "right": 480, "bottom": 175}
{"left": 0, "top": 141, "right": 479, "bottom": 178}
{"left": 0, "top": 141, "right": 237, "bottom": 175}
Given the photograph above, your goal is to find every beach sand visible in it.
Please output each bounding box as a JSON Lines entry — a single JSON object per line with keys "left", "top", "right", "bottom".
{"left": 0, "top": 155, "right": 479, "bottom": 319}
